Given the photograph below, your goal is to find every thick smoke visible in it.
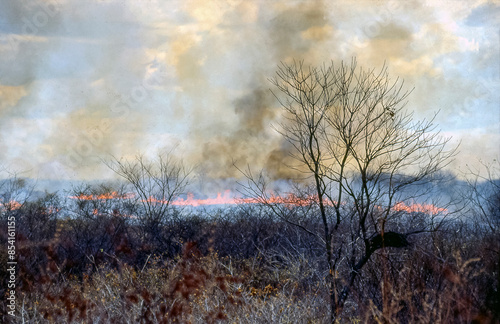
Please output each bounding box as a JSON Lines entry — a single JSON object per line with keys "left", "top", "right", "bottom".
{"left": 187, "top": 0, "right": 331, "bottom": 180}
{"left": 1, "top": 0, "right": 497, "bottom": 182}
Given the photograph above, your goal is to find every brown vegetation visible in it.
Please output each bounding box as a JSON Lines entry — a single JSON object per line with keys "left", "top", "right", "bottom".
{"left": 0, "top": 187, "right": 498, "bottom": 323}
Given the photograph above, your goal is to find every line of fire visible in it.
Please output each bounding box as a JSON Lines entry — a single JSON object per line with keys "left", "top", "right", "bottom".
{"left": 63, "top": 190, "right": 448, "bottom": 215}
{"left": 1, "top": 190, "right": 448, "bottom": 217}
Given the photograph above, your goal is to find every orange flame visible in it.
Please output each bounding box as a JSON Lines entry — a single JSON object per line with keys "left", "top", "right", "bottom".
{"left": 144, "top": 191, "right": 239, "bottom": 206}
{"left": 143, "top": 190, "right": 328, "bottom": 207}
{"left": 69, "top": 191, "right": 135, "bottom": 200}
{"left": 0, "top": 200, "right": 22, "bottom": 210}
{"left": 392, "top": 202, "right": 447, "bottom": 215}
{"left": 145, "top": 192, "right": 447, "bottom": 214}
{"left": 68, "top": 190, "right": 447, "bottom": 215}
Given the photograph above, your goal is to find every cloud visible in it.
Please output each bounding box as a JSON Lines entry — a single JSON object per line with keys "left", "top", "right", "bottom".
{"left": 0, "top": 85, "right": 28, "bottom": 110}
{"left": 0, "top": 117, "right": 53, "bottom": 174}
{"left": 301, "top": 25, "right": 334, "bottom": 41}
{"left": 444, "top": 125, "right": 500, "bottom": 176}
{"left": 464, "top": 2, "right": 500, "bottom": 26}
{"left": 0, "top": 0, "right": 497, "bottom": 182}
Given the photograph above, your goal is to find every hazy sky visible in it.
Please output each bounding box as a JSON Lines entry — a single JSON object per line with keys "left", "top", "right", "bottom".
{"left": 0, "top": 0, "right": 499, "bottom": 182}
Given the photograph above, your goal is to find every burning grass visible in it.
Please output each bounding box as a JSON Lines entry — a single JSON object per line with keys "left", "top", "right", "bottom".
{"left": 68, "top": 189, "right": 449, "bottom": 216}
{"left": 0, "top": 190, "right": 497, "bottom": 323}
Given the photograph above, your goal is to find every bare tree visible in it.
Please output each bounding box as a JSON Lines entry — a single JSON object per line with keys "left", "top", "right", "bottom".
{"left": 59, "top": 182, "right": 133, "bottom": 274}
{"left": 463, "top": 159, "right": 500, "bottom": 235}
{"left": 106, "top": 153, "right": 190, "bottom": 247}
{"left": 69, "top": 182, "right": 135, "bottom": 219}
{"left": 240, "top": 59, "right": 456, "bottom": 322}
{"left": 0, "top": 174, "right": 30, "bottom": 216}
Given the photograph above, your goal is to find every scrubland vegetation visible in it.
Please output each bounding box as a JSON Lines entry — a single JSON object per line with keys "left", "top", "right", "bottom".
{"left": 0, "top": 174, "right": 498, "bottom": 323}
{"left": 1, "top": 60, "right": 498, "bottom": 323}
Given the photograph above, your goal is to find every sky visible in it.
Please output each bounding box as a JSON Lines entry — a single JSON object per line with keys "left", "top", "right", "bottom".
{"left": 0, "top": 0, "right": 499, "bottom": 184}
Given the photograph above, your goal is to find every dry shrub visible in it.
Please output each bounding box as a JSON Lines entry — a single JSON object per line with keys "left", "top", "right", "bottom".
{"left": 12, "top": 240, "right": 333, "bottom": 324}
{"left": 361, "top": 251, "right": 496, "bottom": 324}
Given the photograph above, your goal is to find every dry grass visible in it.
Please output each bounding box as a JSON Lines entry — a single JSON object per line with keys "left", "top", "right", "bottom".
{"left": 13, "top": 242, "right": 330, "bottom": 324}
{"left": 14, "top": 241, "right": 496, "bottom": 324}
{"left": 1, "top": 204, "right": 497, "bottom": 323}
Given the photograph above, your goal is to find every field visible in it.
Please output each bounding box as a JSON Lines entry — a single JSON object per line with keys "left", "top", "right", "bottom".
{"left": 1, "top": 182, "right": 498, "bottom": 323}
